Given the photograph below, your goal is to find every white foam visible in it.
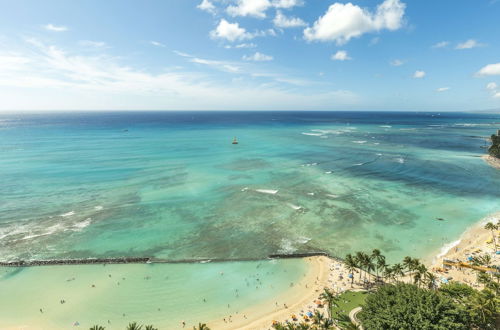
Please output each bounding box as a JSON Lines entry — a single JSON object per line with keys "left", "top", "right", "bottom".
{"left": 373, "top": 142, "right": 380, "bottom": 145}
{"left": 94, "top": 206, "right": 103, "bottom": 211}
{"left": 354, "top": 163, "right": 364, "bottom": 166}
{"left": 376, "top": 153, "right": 382, "bottom": 156}
{"left": 302, "top": 132, "right": 323, "bottom": 136}
{"left": 278, "top": 239, "right": 296, "bottom": 254}
{"left": 255, "top": 189, "right": 278, "bottom": 195}
{"left": 380, "top": 125, "right": 392, "bottom": 128}
{"left": 326, "top": 194, "right": 339, "bottom": 198}
{"left": 73, "top": 218, "right": 92, "bottom": 230}
{"left": 352, "top": 140, "right": 367, "bottom": 144}
{"left": 325, "top": 171, "right": 332, "bottom": 174}
{"left": 60, "top": 211, "right": 75, "bottom": 217}
{"left": 307, "top": 192, "right": 315, "bottom": 196}
{"left": 436, "top": 239, "right": 462, "bottom": 259}
{"left": 241, "top": 187, "right": 249, "bottom": 192}
{"left": 396, "top": 158, "right": 405, "bottom": 164}
{"left": 287, "top": 203, "right": 303, "bottom": 210}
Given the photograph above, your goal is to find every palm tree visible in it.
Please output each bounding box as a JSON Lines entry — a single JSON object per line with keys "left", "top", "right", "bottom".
{"left": 484, "top": 222, "right": 498, "bottom": 252}
{"left": 392, "top": 263, "right": 404, "bottom": 282}
{"left": 413, "top": 264, "right": 427, "bottom": 288}
{"left": 354, "top": 252, "right": 366, "bottom": 282}
{"left": 126, "top": 323, "right": 142, "bottom": 330}
{"left": 193, "top": 323, "right": 210, "bottom": 330}
{"left": 321, "top": 318, "right": 334, "bottom": 329}
{"left": 371, "top": 249, "right": 386, "bottom": 280}
{"left": 319, "top": 288, "right": 338, "bottom": 320}
{"left": 312, "top": 310, "right": 325, "bottom": 325}
{"left": 344, "top": 254, "right": 358, "bottom": 287}
{"left": 364, "top": 257, "right": 375, "bottom": 284}
{"left": 145, "top": 326, "right": 158, "bottom": 330}
{"left": 90, "top": 326, "right": 105, "bottom": 330}
{"left": 383, "top": 265, "right": 394, "bottom": 283}
{"left": 425, "top": 272, "right": 437, "bottom": 290}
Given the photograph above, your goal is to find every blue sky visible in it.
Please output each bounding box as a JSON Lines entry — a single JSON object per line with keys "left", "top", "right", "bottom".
{"left": 0, "top": 0, "right": 499, "bottom": 111}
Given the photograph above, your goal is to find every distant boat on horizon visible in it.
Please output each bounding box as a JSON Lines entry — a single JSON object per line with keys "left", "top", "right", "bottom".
{"left": 232, "top": 137, "right": 238, "bottom": 144}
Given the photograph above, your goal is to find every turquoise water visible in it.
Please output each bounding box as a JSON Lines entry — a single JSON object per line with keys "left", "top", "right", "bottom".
{"left": 0, "top": 259, "right": 306, "bottom": 328}
{"left": 1, "top": 111, "right": 499, "bottom": 263}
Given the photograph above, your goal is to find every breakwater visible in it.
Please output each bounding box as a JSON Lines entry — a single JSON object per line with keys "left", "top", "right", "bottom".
{"left": 0, "top": 252, "right": 332, "bottom": 267}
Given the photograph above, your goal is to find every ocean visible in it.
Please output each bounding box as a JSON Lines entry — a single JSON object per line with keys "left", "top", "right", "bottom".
{"left": 0, "top": 111, "right": 499, "bottom": 327}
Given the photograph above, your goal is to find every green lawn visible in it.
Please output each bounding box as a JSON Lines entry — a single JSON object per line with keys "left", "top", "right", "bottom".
{"left": 330, "top": 291, "right": 369, "bottom": 328}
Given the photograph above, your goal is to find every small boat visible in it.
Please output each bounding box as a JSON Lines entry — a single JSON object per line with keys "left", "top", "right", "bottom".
{"left": 232, "top": 137, "right": 238, "bottom": 144}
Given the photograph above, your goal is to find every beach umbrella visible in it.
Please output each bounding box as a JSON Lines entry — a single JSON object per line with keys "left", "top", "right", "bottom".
{"left": 307, "top": 311, "right": 313, "bottom": 317}
{"left": 348, "top": 273, "right": 353, "bottom": 278}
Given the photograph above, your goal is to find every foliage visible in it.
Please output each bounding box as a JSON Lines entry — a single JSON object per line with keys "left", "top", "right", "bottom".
{"left": 126, "top": 323, "right": 142, "bottom": 330}
{"left": 89, "top": 326, "right": 105, "bottom": 330}
{"left": 439, "top": 282, "right": 475, "bottom": 302}
{"left": 359, "top": 283, "right": 469, "bottom": 330}
{"left": 489, "top": 133, "right": 500, "bottom": 158}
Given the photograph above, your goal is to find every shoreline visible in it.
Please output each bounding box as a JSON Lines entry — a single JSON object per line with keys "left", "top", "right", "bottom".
{"left": 427, "top": 211, "right": 499, "bottom": 287}
{"left": 0, "top": 213, "right": 498, "bottom": 329}
{"left": 482, "top": 154, "right": 500, "bottom": 169}
{"left": 207, "top": 255, "right": 368, "bottom": 330}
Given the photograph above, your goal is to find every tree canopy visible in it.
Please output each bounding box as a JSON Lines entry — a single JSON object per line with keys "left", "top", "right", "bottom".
{"left": 359, "top": 283, "right": 468, "bottom": 330}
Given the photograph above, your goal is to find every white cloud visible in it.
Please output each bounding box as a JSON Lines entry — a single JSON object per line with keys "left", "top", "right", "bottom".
{"left": 486, "top": 82, "right": 500, "bottom": 99}
{"left": 431, "top": 41, "right": 449, "bottom": 48}
{"left": 243, "top": 52, "right": 273, "bottom": 61}
{"left": 210, "top": 19, "right": 253, "bottom": 42}
{"left": 303, "top": 0, "right": 406, "bottom": 45}
{"left": 43, "top": 24, "right": 68, "bottom": 32}
{"left": 436, "top": 87, "right": 450, "bottom": 92}
{"left": 413, "top": 70, "right": 425, "bottom": 78}
{"left": 272, "top": 0, "right": 304, "bottom": 9}
{"left": 79, "top": 40, "right": 107, "bottom": 48}
{"left": 477, "top": 63, "right": 500, "bottom": 76}
{"left": 0, "top": 40, "right": 359, "bottom": 111}
{"left": 390, "top": 59, "right": 404, "bottom": 66}
{"left": 331, "top": 50, "right": 351, "bottom": 61}
{"left": 273, "top": 11, "right": 306, "bottom": 28}
{"left": 190, "top": 58, "right": 241, "bottom": 73}
{"left": 150, "top": 41, "right": 165, "bottom": 47}
{"left": 486, "top": 82, "right": 498, "bottom": 90}
{"left": 455, "top": 39, "right": 483, "bottom": 49}
{"left": 227, "top": 0, "right": 272, "bottom": 18}
{"left": 236, "top": 43, "right": 257, "bottom": 48}
{"left": 369, "top": 37, "right": 380, "bottom": 46}
{"left": 197, "top": 0, "right": 216, "bottom": 14}
{"left": 226, "top": 0, "right": 303, "bottom": 18}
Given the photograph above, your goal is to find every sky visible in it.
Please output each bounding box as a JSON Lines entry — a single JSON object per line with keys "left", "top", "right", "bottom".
{"left": 0, "top": 0, "right": 499, "bottom": 111}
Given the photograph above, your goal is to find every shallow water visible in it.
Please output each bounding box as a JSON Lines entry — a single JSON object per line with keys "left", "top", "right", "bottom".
{"left": 0, "top": 259, "right": 306, "bottom": 328}
{"left": 1, "top": 111, "right": 498, "bottom": 263}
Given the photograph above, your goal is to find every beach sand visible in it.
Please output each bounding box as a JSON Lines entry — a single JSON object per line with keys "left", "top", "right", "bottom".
{"left": 482, "top": 155, "right": 500, "bottom": 170}
{"left": 209, "top": 255, "right": 368, "bottom": 330}
{"left": 428, "top": 212, "right": 500, "bottom": 287}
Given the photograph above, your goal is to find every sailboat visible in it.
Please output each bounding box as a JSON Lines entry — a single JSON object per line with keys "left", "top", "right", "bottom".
{"left": 232, "top": 137, "right": 238, "bottom": 144}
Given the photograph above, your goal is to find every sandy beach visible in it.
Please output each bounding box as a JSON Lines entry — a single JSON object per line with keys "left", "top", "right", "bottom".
{"left": 482, "top": 155, "right": 500, "bottom": 170}
{"left": 210, "top": 212, "right": 500, "bottom": 330}
{"left": 208, "top": 255, "right": 369, "bottom": 330}
{"left": 428, "top": 212, "right": 500, "bottom": 287}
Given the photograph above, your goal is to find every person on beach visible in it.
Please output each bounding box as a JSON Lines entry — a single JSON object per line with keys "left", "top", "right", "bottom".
{"left": 181, "top": 320, "right": 186, "bottom": 328}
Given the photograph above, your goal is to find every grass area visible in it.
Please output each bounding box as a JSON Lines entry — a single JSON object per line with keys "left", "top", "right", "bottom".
{"left": 330, "top": 290, "right": 369, "bottom": 328}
